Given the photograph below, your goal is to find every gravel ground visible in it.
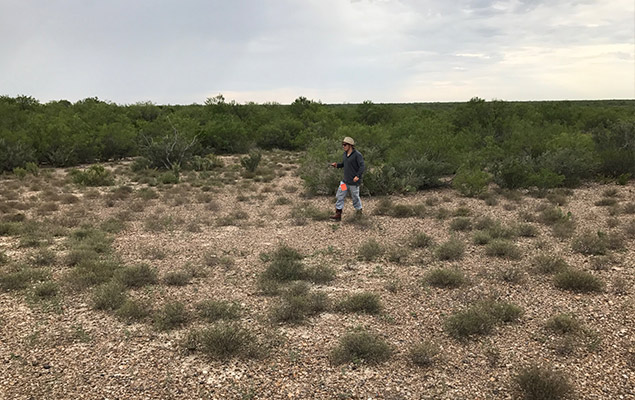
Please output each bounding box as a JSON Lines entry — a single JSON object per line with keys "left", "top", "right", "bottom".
{"left": 1, "top": 153, "right": 633, "bottom": 399}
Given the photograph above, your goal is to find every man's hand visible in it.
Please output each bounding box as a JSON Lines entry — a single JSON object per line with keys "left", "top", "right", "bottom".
{"left": 353, "top": 176, "right": 359, "bottom": 182}
{"left": 330, "top": 162, "right": 337, "bottom": 168}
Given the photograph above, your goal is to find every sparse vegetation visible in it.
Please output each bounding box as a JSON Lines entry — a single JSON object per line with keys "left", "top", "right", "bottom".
{"left": 424, "top": 268, "right": 466, "bottom": 288}
{"left": 409, "top": 341, "right": 440, "bottom": 367}
{"left": 337, "top": 292, "right": 382, "bottom": 314}
{"left": 435, "top": 237, "right": 465, "bottom": 261}
{"left": 445, "top": 300, "right": 523, "bottom": 339}
{"left": 554, "top": 269, "right": 603, "bottom": 293}
{"left": 331, "top": 330, "right": 392, "bottom": 365}
{"left": 514, "top": 364, "right": 573, "bottom": 400}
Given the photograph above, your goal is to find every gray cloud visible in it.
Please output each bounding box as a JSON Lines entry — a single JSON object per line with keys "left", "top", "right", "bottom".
{"left": 0, "top": 0, "right": 632, "bottom": 104}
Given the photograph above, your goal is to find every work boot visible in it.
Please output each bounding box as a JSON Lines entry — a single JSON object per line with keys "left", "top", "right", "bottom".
{"left": 330, "top": 209, "right": 342, "bottom": 221}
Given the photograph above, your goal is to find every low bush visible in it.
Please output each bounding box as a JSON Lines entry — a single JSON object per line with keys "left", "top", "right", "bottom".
{"left": 514, "top": 364, "right": 573, "bottom": 400}
{"left": 435, "top": 238, "right": 465, "bottom": 261}
{"left": 271, "top": 286, "right": 330, "bottom": 324}
{"left": 196, "top": 300, "right": 241, "bottom": 322}
{"left": 571, "top": 231, "right": 608, "bottom": 255}
{"left": 409, "top": 341, "right": 440, "bottom": 367}
{"left": 33, "top": 281, "right": 59, "bottom": 299}
{"left": 0, "top": 267, "right": 47, "bottom": 291}
{"left": 116, "top": 299, "right": 151, "bottom": 322}
{"left": 154, "top": 301, "right": 189, "bottom": 331}
{"left": 64, "top": 259, "right": 122, "bottom": 290}
{"left": 69, "top": 165, "right": 115, "bottom": 186}
{"left": 484, "top": 239, "right": 522, "bottom": 259}
{"left": 163, "top": 270, "right": 191, "bottom": 286}
{"left": 337, "top": 292, "right": 382, "bottom": 314}
{"left": 184, "top": 323, "right": 259, "bottom": 360}
{"left": 409, "top": 231, "right": 434, "bottom": 248}
{"left": 331, "top": 330, "right": 392, "bottom": 365}
{"left": 553, "top": 270, "right": 603, "bottom": 293}
{"left": 545, "top": 313, "right": 581, "bottom": 335}
{"left": 92, "top": 281, "right": 127, "bottom": 311}
{"left": 445, "top": 300, "right": 522, "bottom": 339}
{"left": 449, "top": 217, "right": 472, "bottom": 231}
{"left": 452, "top": 168, "right": 490, "bottom": 197}
{"left": 357, "top": 239, "right": 384, "bottom": 261}
{"left": 114, "top": 264, "right": 158, "bottom": 288}
{"left": 424, "top": 268, "right": 466, "bottom": 288}
{"left": 240, "top": 150, "right": 262, "bottom": 173}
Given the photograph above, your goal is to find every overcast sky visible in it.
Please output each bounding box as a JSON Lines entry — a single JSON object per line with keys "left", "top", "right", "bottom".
{"left": 1, "top": 0, "right": 633, "bottom": 105}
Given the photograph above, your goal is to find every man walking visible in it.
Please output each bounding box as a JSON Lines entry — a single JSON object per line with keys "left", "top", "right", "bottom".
{"left": 330, "top": 136, "right": 365, "bottom": 221}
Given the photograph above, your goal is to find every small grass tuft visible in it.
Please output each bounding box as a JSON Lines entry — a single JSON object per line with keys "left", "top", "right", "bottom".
{"left": 484, "top": 239, "right": 522, "bottom": 259}
{"left": 154, "top": 301, "right": 189, "bottom": 331}
{"left": 163, "top": 270, "right": 192, "bottom": 286}
{"left": 435, "top": 237, "right": 465, "bottom": 261}
{"left": 331, "top": 330, "right": 392, "bottom": 365}
{"left": 532, "top": 254, "right": 569, "bottom": 275}
{"left": 357, "top": 238, "right": 384, "bottom": 261}
{"left": 409, "top": 341, "right": 440, "bottom": 367}
{"left": 184, "top": 323, "right": 260, "bottom": 360}
{"left": 424, "top": 268, "right": 466, "bottom": 288}
{"left": 116, "top": 299, "right": 151, "bottom": 322}
{"left": 553, "top": 269, "right": 603, "bottom": 293}
{"left": 514, "top": 364, "right": 573, "bottom": 400}
{"left": 409, "top": 231, "right": 434, "bottom": 248}
{"left": 196, "top": 300, "right": 241, "bottom": 322}
{"left": 92, "top": 281, "right": 127, "bottom": 311}
{"left": 545, "top": 313, "right": 581, "bottom": 335}
{"left": 445, "top": 300, "right": 523, "bottom": 339}
{"left": 114, "top": 264, "right": 158, "bottom": 288}
{"left": 337, "top": 292, "right": 382, "bottom": 314}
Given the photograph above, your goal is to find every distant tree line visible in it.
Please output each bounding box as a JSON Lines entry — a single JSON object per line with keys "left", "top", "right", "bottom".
{"left": 1, "top": 94, "right": 633, "bottom": 194}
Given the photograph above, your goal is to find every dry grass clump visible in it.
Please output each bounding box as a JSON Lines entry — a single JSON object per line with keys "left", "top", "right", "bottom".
{"left": 163, "top": 270, "right": 192, "bottom": 286}
{"left": 154, "top": 301, "right": 189, "bottom": 331}
{"left": 196, "top": 300, "right": 241, "bottom": 322}
{"left": 409, "top": 341, "right": 440, "bottom": 367}
{"left": 532, "top": 254, "right": 569, "bottom": 275}
{"left": 114, "top": 264, "right": 158, "bottom": 288}
{"left": 409, "top": 231, "right": 434, "bottom": 248}
{"left": 271, "top": 283, "right": 330, "bottom": 324}
{"left": 553, "top": 269, "right": 603, "bottom": 293}
{"left": 449, "top": 217, "right": 472, "bottom": 231}
{"left": 331, "top": 330, "right": 392, "bottom": 365}
{"left": 337, "top": 291, "right": 382, "bottom": 314}
{"left": 357, "top": 238, "right": 384, "bottom": 261}
{"left": 424, "top": 268, "right": 466, "bottom": 288}
{"left": 184, "top": 323, "right": 261, "bottom": 360}
{"left": 116, "top": 299, "right": 151, "bottom": 322}
{"left": 445, "top": 300, "right": 523, "bottom": 339}
{"left": 0, "top": 266, "right": 48, "bottom": 292}
{"left": 514, "top": 364, "right": 573, "bottom": 400}
{"left": 92, "top": 281, "right": 127, "bottom": 311}
{"left": 435, "top": 237, "right": 465, "bottom": 261}
{"left": 484, "top": 239, "right": 522, "bottom": 259}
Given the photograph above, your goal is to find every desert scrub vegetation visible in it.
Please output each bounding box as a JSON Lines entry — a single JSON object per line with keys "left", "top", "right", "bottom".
{"left": 92, "top": 280, "right": 127, "bottom": 311}
{"left": 271, "top": 283, "right": 330, "bottom": 324}
{"left": 409, "top": 231, "right": 434, "bottom": 248}
{"left": 68, "top": 165, "right": 115, "bottom": 186}
{"left": 449, "top": 217, "right": 472, "bottom": 231}
{"left": 163, "top": 270, "right": 191, "bottom": 286}
{"left": 64, "top": 259, "right": 123, "bottom": 291}
{"left": 0, "top": 266, "right": 48, "bottom": 292}
{"left": 337, "top": 291, "right": 382, "bottom": 314}
{"left": 513, "top": 364, "right": 573, "bottom": 400}
{"left": 435, "top": 237, "right": 465, "bottom": 261}
{"left": 484, "top": 239, "right": 522, "bottom": 259}
{"left": 116, "top": 298, "right": 151, "bottom": 323}
{"left": 445, "top": 300, "right": 523, "bottom": 339}
{"left": 259, "top": 245, "right": 336, "bottom": 291}
{"left": 409, "top": 340, "right": 441, "bottom": 367}
{"left": 423, "top": 268, "right": 466, "bottom": 288}
{"left": 196, "top": 300, "right": 241, "bottom": 322}
{"left": 532, "top": 254, "right": 569, "bottom": 275}
{"left": 290, "top": 202, "right": 330, "bottom": 223}
{"left": 553, "top": 269, "right": 603, "bottom": 293}
{"left": 114, "top": 264, "right": 158, "bottom": 288}
{"left": 373, "top": 198, "right": 425, "bottom": 218}
{"left": 330, "top": 329, "right": 392, "bottom": 365}
{"left": 357, "top": 238, "right": 384, "bottom": 261}
{"left": 184, "top": 323, "right": 261, "bottom": 360}
{"left": 154, "top": 301, "right": 189, "bottom": 331}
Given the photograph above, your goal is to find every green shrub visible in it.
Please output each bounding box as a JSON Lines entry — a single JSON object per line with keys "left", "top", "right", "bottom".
{"left": 409, "top": 231, "right": 434, "bottom": 248}
{"left": 472, "top": 231, "right": 492, "bottom": 245}
{"left": 305, "top": 265, "right": 337, "bottom": 284}
{"left": 64, "top": 259, "right": 121, "bottom": 290}
{"left": 449, "top": 217, "right": 472, "bottom": 231}
{"left": 271, "top": 287, "right": 330, "bottom": 324}
{"left": 424, "top": 268, "right": 466, "bottom": 288}
{"left": 154, "top": 301, "right": 189, "bottom": 331}
{"left": 435, "top": 238, "right": 465, "bottom": 261}
{"left": 337, "top": 292, "right": 382, "bottom": 314}
{"left": 196, "top": 300, "right": 241, "bottom": 322}
{"left": 514, "top": 364, "right": 573, "bottom": 400}
{"left": 545, "top": 314, "right": 581, "bottom": 335}
{"left": 240, "top": 150, "right": 262, "bottom": 172}
{"left": 114, "top": 264, "right": 158, "bottom": 288}
{"left": 452, "top": 168, "right": 490, "bottom": 197}
{"left": 92, "top": 281, "right": 127, "bottom": 310}
{"left": 331, "top": 330, "right": 392, "bottom": 365}
{"left": 357, "top": 239, "right": 384, "bottom": 261}
{"left": 116, "top": 299, "right": 151, "bottom": 322}
{"left": 163, "top": 270, "right": 191, "bottom": 286}
{"left": 445, "top": 300, "right": 522, "bottom": 339}
{"left": 571, "top": 231, "right": 608, "bottom": 255}
{"left": 409, "top": 341, "right": 440, "bottom": 367}
{"left": 554, "top": 270, "right": 603, "bottom": 293}
{"left": 69, "top": 165, "right": 115, "bottom": 186}
{"left": 184, "top": 323, "right": 258, "bottom": 360}
{"left": 33, "top": 281, "right": 59, "bottom": 299}
{"left": 0, "top": 267, "right": 47, "bottom": 291}
{"left": 517, "top": 223, "right": 539, "bottom": 237}
{"left": 484, "top": 239, "right": 522, "bottom": 259}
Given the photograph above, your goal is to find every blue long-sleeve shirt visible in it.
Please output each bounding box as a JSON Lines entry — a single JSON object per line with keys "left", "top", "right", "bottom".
{"left": 336, "top": 149, "right": 365, "bottom": 186}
